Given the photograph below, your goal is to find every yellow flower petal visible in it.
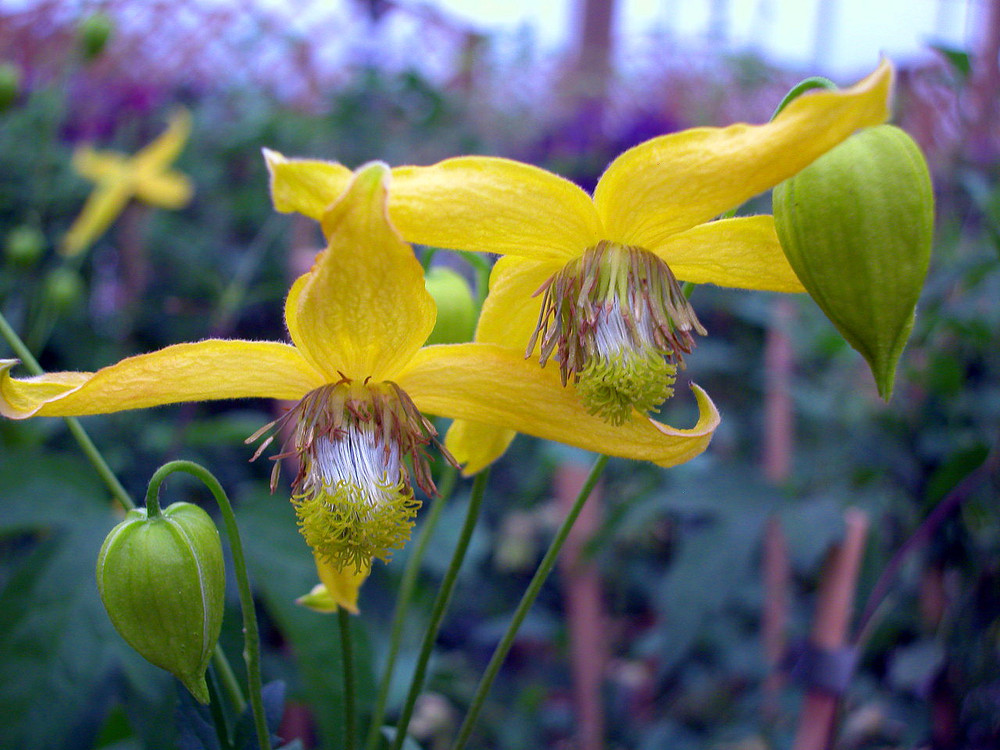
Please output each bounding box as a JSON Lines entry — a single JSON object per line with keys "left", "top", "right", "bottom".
{"left": 594, "top": 59, "right": 894, "bottom": 249}
{"left": 388, "top": 156, "right": 603, "bottom": 261}
{"left": 134, "top": 169, "right": 194, "bottom": 209}
{"left": 397, "top": 343, "right": 719, "bottom": 470}
{"left": 60, "top": 180, "right": 133, "bottom": 256}
{"left": 307, "top": 553, "right": 371, "bottom": 615}
{"left": 474, "top": 255, "right": 560, "bottom": 351}
{"left": 655, "top": 215, "right": 805, "bottom": 292}
{"left": 72, "top": 147, "right": 126, "bottom": 182}
{"left": 444, "top": 419, "right": 517, "bottom": 477}
{"left": 287, "top": 163, "right": 435, "bottom": 382}
{"left": 134, "top": 108, "right": 192, "bottom": 172}
{"left": 264, "top": 148, "right": 352, "bottom": 220}
{"left": 0, "top": 341, "right": 324, "bottom": 419}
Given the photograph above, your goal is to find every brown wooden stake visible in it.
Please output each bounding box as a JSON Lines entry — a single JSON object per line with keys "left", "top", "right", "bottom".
{"left": 555, "top": 462, "right": 606, "bottom": 750}
{"left": 792, "top": 508, "right": 869, "bottom": 750}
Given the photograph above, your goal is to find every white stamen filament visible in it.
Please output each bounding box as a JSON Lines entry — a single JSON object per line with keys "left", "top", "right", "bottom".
{"left": 592, "top": 300, "right": 657, "bottom": 360}
{"left": 305, "top": 427, "right": 402, "bottom": 507}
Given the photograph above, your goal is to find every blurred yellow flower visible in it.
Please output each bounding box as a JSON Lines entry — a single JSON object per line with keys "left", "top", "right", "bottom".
{"left": 2, "top": 161, "right": 719, "bottom": 604}
{"left": 61, "top": 108, "right": 194, "bottom": 256}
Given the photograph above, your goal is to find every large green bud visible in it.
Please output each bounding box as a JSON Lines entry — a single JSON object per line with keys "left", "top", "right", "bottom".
{"left": 773, "top": 124, "right": 934, "bottom": 400}
{"left": 96, "top": 502, "right": 225, "bottom": 704}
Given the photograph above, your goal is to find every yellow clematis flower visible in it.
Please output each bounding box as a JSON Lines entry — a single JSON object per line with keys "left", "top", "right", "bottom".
{"left": 2, "top": 161, "right": 719, "bottom": 604}
{"left": 61, "top": 108, "right": 194, "bottom": 256}
{"left": 261, "top": 60, "right": 893, "bottom": 465}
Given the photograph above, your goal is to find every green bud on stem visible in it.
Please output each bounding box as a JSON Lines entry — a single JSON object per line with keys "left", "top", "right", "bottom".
{"left": 423, "top": 266, "right": 477, "bottom": 345}
{"left": 96, "top": 502, "right": 225, "bottom": 704}
{"left": 773, "top": 124, "right": 934, "bottom": 400}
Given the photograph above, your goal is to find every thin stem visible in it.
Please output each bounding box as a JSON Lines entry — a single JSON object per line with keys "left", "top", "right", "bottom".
{"left": 770, "top": 76, "right": 839, "bottom": 121}
{"left": 391, "top": 469, "right": 490, "bottom": 750}
{"left": 147, "top": 461, "right": 271, "bottom": 750}
{"left": 212, "top": 644, "right": 247, "bottom": 715}
{"left": 365, "top": 464, "right": 458, "bottom": 750}
{"left": 451, "top": 454, "right": 609, "bottom": 750}
{"left": 339, "top": 608, "right": 358, "bottom": 750}
{"left": 0, "top": 309, "right": 134, "bottom": 511}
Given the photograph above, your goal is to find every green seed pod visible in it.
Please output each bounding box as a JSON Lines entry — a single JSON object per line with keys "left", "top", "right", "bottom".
{"left": 96, "top": 502, "right": 225, "bottom": 704}
{"left": 424, "top": 266, "right": 477, "bottom": 345}
{"left": 78, "top": 13, "right": 113, "bottom": 61}
{"left": 0, "top": 62, "right": 21, "bottom": 112}
{"left": 4, "top": 226, "right": 45, "bottom": 268}
{"left": 773, "top": 124, "right": 934, "bottom": 400}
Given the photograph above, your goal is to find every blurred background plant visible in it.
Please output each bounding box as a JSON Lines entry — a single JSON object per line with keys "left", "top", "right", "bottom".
{"left": 1, "top": 1, "right": 998, "bottom": 749}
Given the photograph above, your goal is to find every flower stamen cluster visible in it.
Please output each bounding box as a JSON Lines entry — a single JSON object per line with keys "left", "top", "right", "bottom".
{"left": 528, "top": 242, "right": 707, "bottom": 424}
{"left": 248, "top": 376, "right": 455, "bottom": 572}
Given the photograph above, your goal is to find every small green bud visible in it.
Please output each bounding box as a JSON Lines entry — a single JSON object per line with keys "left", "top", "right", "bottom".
{"left": 78, "top": 13, "right": 113, "bottom": 61}
{"left": 96, "top": 502, "right": 225, "bottom": 704}
{"left": 773, "top": 124, "right": 934, "bottom": 400}
{"left": 43, "top": 267, "right": 84, "bottom": 311}
{"left": 0, "top": 62, "right": 21, "bottom": 111}
{"left": 4, "top": 226, "right": 45, "bottom": 268}
{"left": 423, "top": 266, "right": 477, "bottom": 345}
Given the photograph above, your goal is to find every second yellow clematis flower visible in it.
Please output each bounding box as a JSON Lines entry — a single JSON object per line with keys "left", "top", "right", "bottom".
{"left": 2, "top": 161, "right": 719, "bottom": 608}
{"left": 61, "top": 109, "right": 194, "bottom": 256}
{"left": 263, "top": 59, "right": 893, "bottom": 449}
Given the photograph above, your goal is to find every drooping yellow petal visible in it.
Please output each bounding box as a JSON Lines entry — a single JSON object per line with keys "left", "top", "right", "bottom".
{"left": 134, "top": 169, "right": 194, "bottom": 209}
{"left": 397, "top": 344, "right": 719, "bottom": 471}
{"left": 264, "top": 148, "right": 353, "bottom": 221}
{"left": 444, "top": 419, "right": 517, "bottom": 477}
{"left": 0, "top": 341, "right": 324, "bottom": 419}
{"left": 594, "top": 59, "right": 894, "bottom": 248}
{"left": 302, "top": 553, "right": 371, "bottom": 615}
{"left": 134, "top": 108, "right": 192, "bottom": 172}
{"left": 474, "top": 255, "right": 561, "bottom": 351}
{"left": 654, "top": 215, "right": 805, "bottom": 292}
{"left": 387, "top": 156, "right": 603, "bottom": 261}
{"left": 60, "top": 179, "right": 133, "bottom": 256}
{"left": 288, "top": 163, "right": 435, "bottom": 382}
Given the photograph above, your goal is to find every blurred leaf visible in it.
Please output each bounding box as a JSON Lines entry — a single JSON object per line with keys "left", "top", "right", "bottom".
{"left": 930, "top": 43, "right": 972, "bottom": 78}
{"left": 176, "top": 687, "right": 223, "bottom": 750}
{"left": 237, "top": 487, "right": 374, "bottom": 750}
{"left": 779, "top": 496, "right": 845, "bottom": 572}
{"left": 924, "top": 444, "right": 989, "bottom": 506}
{"left": 232, "top": 681, "right": 287, "bottom": 750}
{"left": 378, "top": 725, "right": 425, "bottom": 750}
{"left": 0, "top": 523, "right": 115, "bottom": 748}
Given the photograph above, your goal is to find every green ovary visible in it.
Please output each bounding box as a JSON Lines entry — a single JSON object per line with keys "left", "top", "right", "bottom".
{"left": 576, "top": 349, "right": 676, "bottom": 425}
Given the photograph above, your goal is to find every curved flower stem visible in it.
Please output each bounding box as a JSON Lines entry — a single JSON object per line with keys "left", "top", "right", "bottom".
{"left": 339, "top": 608, "right": 358, "bottom": 750}
{"left": 146, "top": 461, "right": 271, "bottom": 750}
{"left": 0, "top": 310, "right": 133, "bottom": 511}
{"left": 451, "top": 454, "right": 609, "bottom": 750}
{"left": 391, "top": 468, "right": 490, "bottom": 750}
{"left": 365, "top": 464, "right": 458, "bottom": 750}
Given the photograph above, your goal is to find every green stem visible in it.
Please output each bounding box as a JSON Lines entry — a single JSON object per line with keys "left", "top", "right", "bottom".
{"left": 339, "top": 608, "right": 358, "bottom": 750}
{"left": 146, "top": 461, "right": 271, "bottom": 750}
{"left": 451, "top": 454, "right": 609, "bottom": 750}
{"left": 391, "top": 469, "right": 490, "bottom": 750}
{"left": 0, "top": 309, "right": 133, "bottom": 510}
{"left": 364, "top": 465, "right": 458, "bottom": 750}
{"left": 770, "top": 76, "right": 839, "bottom": 121}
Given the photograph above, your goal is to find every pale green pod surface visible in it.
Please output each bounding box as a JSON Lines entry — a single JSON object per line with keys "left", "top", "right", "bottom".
{"left": 96, "top": 502, "right": 225, "bottom": 704}
{"left": 424, "top": 265, "right": 477, "bottom": 345}
{"left": 773, "top": 124, "right": 934, "bottom": 400}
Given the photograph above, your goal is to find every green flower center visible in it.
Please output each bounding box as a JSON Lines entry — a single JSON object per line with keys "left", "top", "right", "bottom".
{"left": 528, "top": 242, "right": 705, "bottom": 422}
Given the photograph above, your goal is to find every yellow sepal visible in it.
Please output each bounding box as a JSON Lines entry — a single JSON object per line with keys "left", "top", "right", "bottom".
{"left": 0, "top": 341, "right": 325, "bottom": 419}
